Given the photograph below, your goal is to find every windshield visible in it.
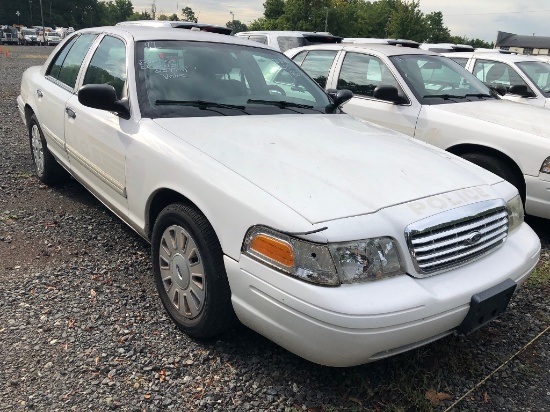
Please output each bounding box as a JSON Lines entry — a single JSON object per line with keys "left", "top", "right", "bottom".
{"left": 389, "top": 55, "right": 496, "bottom": 104}
{"left": 516, "top": 61, "right": 550, "bottom": 95}
{"left": 136, "top": 41, "right": 334, "bottom": 118}
{"left": 22, "top": 29, "right": 37, "bottom": 36}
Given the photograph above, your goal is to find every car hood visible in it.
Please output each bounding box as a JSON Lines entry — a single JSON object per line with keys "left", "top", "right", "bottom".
{"left": 154, "top": 114, "right": 502, "bottom": 223}
{"left": 429, "top": 99, "right": 550, "bottom": 137}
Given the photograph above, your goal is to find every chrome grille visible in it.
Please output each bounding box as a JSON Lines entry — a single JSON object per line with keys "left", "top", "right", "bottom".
{"left": 405, "top": 199, "right": 508, "bottom": 277}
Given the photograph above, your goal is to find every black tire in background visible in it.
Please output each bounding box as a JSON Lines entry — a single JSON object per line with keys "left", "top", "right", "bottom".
{"left": 151, "top": 203, "right": 236, "bottom": 339}
{"left": 461, "top": 152, "right": 525, "bottom": 201}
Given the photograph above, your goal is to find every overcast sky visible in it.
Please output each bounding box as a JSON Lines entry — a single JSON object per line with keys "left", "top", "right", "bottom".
{"left": 132, "top": 0, "right": 550, "bottom": 42}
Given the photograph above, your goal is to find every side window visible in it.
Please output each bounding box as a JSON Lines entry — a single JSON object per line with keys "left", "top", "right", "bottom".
{"left": 473, "top": 60, "right": 529, "bottom": 93}
{"left": 276, "top": 36, "right": 305, "bottom": 53}
{"left": 337, "top": 52, "right": 401, "bottom": 97}
{"left": 300, "top": 50, "right": 337, "bottom": 88}
{"left": 248, "top": 35, "right": 268, "bottom": 45}
{"left": 450, "top": 57, "right": 468, "bottom": 68}
{"left": 292, "top": 51, "right": 307, "bottom": 67}
{"left": 47, "top": 34, "right": 97, "bottom": 89}
{"left": 83, "top": 36, "right": 127, "bottom": 99}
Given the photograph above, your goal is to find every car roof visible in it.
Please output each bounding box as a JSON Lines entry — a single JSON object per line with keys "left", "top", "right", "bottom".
{"left": 443, "top": 51, "right": 545, "bottom": 63}
{"left": 74, "top": 26, "right": 273, "bottom": 49}
{"left": 116, "top": 20, "right": 232, "bottom": 35}
{"left": 288, "top": 42, "right": 438, "bottom": 57}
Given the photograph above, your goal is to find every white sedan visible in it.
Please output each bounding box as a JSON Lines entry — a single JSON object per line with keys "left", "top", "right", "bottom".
{"left": 444, "top": 51, "right": 550, "bottom": 109}
{"left": 18, "top": 27, "right": 540, "bottom": 367}
{"left": 286, "top": 43, "right": 550, "bottom": 220}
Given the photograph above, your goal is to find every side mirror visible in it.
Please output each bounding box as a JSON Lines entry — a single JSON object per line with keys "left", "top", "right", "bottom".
{"left": 490, "top": 84, "right": 507, "bottom": 96}
{"left": 327, "top": 88, "right": 353, "bottom": 106}
{"left": 508, "top": 84, "right": 534, "bottom": 97}
{"left": 373, "top": 85, "right": 404, "bottom": 104}
{"left": 78, "top": 84, "right": 130, "bottom": 119}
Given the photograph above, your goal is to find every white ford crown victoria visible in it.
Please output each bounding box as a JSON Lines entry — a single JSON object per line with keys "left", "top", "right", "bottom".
{"left": 18, "top": 27, "right": 540, "bottom": 367}
{"left": 285, "top": 43, "right": 550, "bottom": 220}
{"left": 444, "top": 51, "right": 550, "bottom": 109}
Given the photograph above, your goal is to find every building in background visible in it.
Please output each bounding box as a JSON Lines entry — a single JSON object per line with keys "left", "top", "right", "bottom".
{"left": 496, "top": 31, "right": 550, "bottom": 55}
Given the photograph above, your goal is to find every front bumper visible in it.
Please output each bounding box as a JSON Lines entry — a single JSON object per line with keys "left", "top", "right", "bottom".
{"left": 525, "top": 174, "right": 550, "bottom": 219}
{"left": 226, "top": 223, "right": 540, "bottom": 367}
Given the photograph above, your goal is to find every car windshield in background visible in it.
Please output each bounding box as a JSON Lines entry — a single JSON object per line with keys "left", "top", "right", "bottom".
{"left": 136, "top": 41, "right": 333, "bottom": 118}
{"left": 390, "top": 55, "right": 495, "bottom": 105}
{"left": 516, "top": 61, "right": 550, "bottom": 94}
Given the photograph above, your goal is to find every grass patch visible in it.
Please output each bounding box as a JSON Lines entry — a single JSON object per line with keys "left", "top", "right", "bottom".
{"left": 525, "top": 260, "right": 550, "bottom": 288}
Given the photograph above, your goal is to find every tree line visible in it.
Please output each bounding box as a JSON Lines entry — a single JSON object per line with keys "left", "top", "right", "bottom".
{"left": 0, "top": 0, "right": 493, "bottom": 48}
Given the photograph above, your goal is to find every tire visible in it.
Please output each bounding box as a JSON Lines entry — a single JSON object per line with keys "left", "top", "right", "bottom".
{"left": 29, "top": 114, "right": 66, "bottom": 185}
{"left": 461, "top": 152, "right": 524, "bottom": 197}
{"left": 151, "top": 203, "right": 236, "bottom": 339}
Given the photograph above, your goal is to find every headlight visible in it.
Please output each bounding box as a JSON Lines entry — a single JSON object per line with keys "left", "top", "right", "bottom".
{"left": 540, "top": 157, "right": 550, "bottom": 174}
{"left": 507, "top": 194, "right": 524, "bottom": 233}
{"left": 329, "top": 238, "right": 405, "bottom": 283}
{"left": 242, "top": 226, "right": 406, "bottom": 286}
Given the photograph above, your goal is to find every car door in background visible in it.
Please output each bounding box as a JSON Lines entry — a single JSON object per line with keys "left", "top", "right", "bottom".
{"left": 472, "top": 59, "right": 542, "bottom": 107}
{"left": 64, "top": 35, "right": 130, "bottom": 215}
{"left": 331, "top": 52, "right": 421, "bottom": 136}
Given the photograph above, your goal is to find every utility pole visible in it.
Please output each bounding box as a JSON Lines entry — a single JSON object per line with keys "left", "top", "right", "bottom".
{"left": 39, "top": 0, "right": 44, "bottom": 34}
{"left": 230, "top": 11, "right": 235, "bottom": 26}
{"left": 29, "top": 0, "right": 33, "bottom": 26}
{"left": 151, "top": 0, "right": 156, "bottom": 20}
{"left": 16, "top": 10, "right": 20, "bottom": 25}
{"left": 324, "top": 7, "right": 328, "bottom": 32}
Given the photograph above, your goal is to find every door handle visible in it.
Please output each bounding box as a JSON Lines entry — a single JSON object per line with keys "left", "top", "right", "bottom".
{"left": 37, "top": 89, "right": 43, "bottom": 98}
{"left": 65, "top": 107, "right": 76, "bottom": 119}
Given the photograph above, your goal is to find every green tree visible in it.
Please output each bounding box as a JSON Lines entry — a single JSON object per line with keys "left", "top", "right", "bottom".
{"left": 182, "top": 6, "right": 196, "bottom": 22}
{"left": 226, "top": 19, "right": 248, "bottom": 33}
{"left": 387, "top": 0, "right": 427, "bottom": 41}
{"left": 127, "top": 11, "right": 152, "bottom": 21}
{"left": 425, "top": 11, "right": 451, "bottom": 43}
{"left": 263, "top": 0, "right": 285, "bottom": 20}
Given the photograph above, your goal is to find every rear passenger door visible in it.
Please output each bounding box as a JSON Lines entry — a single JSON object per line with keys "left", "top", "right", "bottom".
{"left": 37, "top": 33, "right": 98, "bottom": 166}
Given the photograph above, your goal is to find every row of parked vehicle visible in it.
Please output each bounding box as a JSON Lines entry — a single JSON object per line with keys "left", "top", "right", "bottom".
{"left": 0, "top": 25, "right": 74, "bottom": 45}
{"left": 16, "top": 23, "right": 545, "bottom": 367}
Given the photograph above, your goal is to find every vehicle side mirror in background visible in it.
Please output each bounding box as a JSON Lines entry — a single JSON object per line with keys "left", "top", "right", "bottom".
{"left": 373, "top": 85, "right": 406, "bottom": 104}
{"left": 508, "top": 84, "right": 535, "bottom": 98}
{"left": 78, "top": 84, "right": 130, "bottom": 119}
{"left": 490, "top": 84, "right": 507, "bottom": 96}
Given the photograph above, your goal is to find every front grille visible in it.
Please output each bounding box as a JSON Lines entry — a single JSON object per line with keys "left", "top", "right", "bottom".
{"left": 405, "top": 199, "right": 508, "bottom": 277}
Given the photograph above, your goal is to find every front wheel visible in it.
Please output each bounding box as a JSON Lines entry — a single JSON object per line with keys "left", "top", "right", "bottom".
{"left": 461, "top": 152, "right": 524, "bottom": 199}
{"left": 151, "top": 203, "right": 236, "bottom": 338}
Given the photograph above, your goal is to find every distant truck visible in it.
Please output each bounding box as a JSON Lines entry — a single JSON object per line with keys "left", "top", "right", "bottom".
{"left": 0, "top": 26, "right": 18, "bottom": 45}
{"left": 19, "top": 28, "right": 39, "bottom": 45}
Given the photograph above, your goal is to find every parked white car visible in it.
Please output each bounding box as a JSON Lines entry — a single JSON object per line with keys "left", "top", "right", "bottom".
{"left": 443, "top": 52, "right": 550, "bottom": 109}
{"left": 235, "top": 31, "right": 342, "bottom": 52}
{"left": 17, "top": 26, "right": 540, "bottom": 367}
{"left": 286, "top": 43, "right": 550, "bottom": 220}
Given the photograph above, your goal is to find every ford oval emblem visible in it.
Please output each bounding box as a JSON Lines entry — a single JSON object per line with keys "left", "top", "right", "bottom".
{"left": 465, "top": 231, "right": 482, "bottom": 245}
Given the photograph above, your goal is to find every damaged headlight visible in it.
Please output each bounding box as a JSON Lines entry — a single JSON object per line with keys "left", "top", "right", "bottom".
{"left": 242, "top": 226, "right": 406, "bottom": 286}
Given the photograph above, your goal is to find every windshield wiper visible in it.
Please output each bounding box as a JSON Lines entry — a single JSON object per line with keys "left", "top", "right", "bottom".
{"left": 155, "top": 100, "right": 246, "bottom": 111}
{"left": 246, "top": 99, "right": 314, "bottom": 109}
{"left": 422, "top": 94, "right": 466, "bottom": 100}
{"left": 464, "top": 93, "right": 493, "bottom": 99}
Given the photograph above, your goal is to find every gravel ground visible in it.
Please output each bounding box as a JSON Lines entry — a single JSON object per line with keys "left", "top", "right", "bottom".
{"left": 0, "top": 45, "right": 549, "bottom": 412}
